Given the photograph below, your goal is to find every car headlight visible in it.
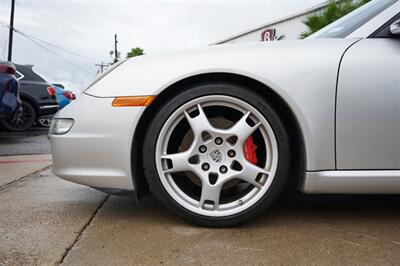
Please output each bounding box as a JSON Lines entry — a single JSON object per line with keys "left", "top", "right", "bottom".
{"left": 49, "top": 118, "right": 74, "bottom": 135}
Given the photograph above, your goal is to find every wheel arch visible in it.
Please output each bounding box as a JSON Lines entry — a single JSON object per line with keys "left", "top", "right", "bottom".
{"left": 19, "top": 93, "right": 39, "bottom": 115}
{"left": 131, "top": 72, "right": 306, "bottom": 199}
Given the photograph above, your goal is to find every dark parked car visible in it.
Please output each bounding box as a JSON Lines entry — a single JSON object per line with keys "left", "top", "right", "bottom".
{"left": 37, "top": 83, "right": 76, "bottom": 127}
{"left": 0, "top": 64, "right": 59, "bottom": 131}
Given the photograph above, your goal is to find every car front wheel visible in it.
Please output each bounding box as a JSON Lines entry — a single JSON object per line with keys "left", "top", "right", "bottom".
{"left": 143, "top": 83, "right": 290, "bottom": 227}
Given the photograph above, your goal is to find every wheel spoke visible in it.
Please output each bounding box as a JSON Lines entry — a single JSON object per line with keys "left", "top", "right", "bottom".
{"left": 229, "top": 112, "right": 261, "bottom": 144}
{"left": 234, "top": 161, "right": 269, "bottom": 188}
{"left": 155, "top": 95, "right": 279, "bottom": 217}
{"left": 161, "top": 151, "right": 191, "bottom": 174}
{"left": 199, "top": 182, "right": 223, "bottom": 210}
{"left": 184, "top": 104, "right": 212, "bottom": 136}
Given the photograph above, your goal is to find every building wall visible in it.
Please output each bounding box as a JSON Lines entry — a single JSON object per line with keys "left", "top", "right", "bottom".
{"left": 217, "top": 3, "right": 331, "bottom": 45}
{"left": 223, "top": 14, "right": 311, "bottom": 44}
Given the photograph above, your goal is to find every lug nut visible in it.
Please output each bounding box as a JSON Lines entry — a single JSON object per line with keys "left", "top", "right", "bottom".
{"left": 202, "top": 163, "right": 210, "bottom": 171}
{"left": 199, "top": 145, "right": 207, "bottom": 153}
{"left": 228, "top": 150, "right": 236, "bottom": 158}
{"left": 219, "top": 165, "right": 228, "bottom": 174}
{"left": 215, "top": 137, "right": 223, "bottom": 145}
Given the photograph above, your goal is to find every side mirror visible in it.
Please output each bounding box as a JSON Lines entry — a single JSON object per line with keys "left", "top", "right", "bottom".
{"left": 390, "top": 19, "right": 400, "bottom": 35}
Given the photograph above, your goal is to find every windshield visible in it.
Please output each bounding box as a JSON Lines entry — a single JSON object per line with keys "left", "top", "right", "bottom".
{"left": 311, "top": 0, "right": 397, "bottom": 38}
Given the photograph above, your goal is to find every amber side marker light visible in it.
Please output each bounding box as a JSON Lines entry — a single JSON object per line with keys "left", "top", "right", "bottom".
{"left": 112, "top": 96, "right": 156, "bottom": 107}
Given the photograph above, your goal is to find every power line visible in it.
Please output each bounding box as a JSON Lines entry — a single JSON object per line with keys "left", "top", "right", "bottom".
{"left": 14, "top": 0, "right": 87, "bottom": 57}
{"left": 0, "top": 21, "right": 11, "bottom": 29}
{"left": 16, "top": 30, "right": 97, "bottom": 61}
{"left": 18, "top": 32, "right": 94, "bottom": 75}
{"left": 0, "top": 22, "right": 95, "bottom": 75}
{"left": 0, "top": 21, "right": 96, "bottom": 62}
{"left": 14, "top": 30, "right": 94, "bottom": 74}
{"left": 14, "top": 0, "right": 98, "bottom": 62}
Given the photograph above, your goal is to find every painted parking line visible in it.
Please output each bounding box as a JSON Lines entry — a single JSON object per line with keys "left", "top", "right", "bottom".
{"left": 0, "top": 154, "right": 53, "bottom": 187}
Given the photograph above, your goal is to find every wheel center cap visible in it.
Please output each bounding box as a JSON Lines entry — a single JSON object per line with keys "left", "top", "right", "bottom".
{"left": 209, "top": 149, "right": 223, "bottom": 163}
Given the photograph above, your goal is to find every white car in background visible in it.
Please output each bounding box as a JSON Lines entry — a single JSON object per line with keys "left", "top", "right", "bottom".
{"left": 49, "top": 0, "right": 400, "bottom": 227}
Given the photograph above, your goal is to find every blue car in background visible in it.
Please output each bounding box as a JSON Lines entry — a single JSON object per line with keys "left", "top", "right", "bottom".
{"left": 0, "top": 62, "right": 21, "bottom": 120}
{"left": 37, "top": 83, "right": 76, "bottom": 127}
{"left": 53, "top": 83, "right": 76, "bottom": 109}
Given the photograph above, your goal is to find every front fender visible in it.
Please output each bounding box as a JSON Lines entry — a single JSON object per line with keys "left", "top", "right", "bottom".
{"left": 86, "top": 39, "right": 359, "bottom": 171}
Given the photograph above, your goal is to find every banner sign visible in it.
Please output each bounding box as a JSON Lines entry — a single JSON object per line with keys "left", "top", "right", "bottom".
{"left": 261, "top": 29, "right": 276, "bottom": 41}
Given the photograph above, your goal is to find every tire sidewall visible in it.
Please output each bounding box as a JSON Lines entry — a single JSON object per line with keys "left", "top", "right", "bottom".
{"left": 1, "top": 100, "right": 36, "bottom": 131}
{"left": 143, "top": 82, "right": 290, "bottom": 227}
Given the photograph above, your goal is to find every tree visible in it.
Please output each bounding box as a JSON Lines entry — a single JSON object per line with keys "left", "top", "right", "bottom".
{"left": 300, "top": 0, "right": 370, "bottom": 39}
{"left": 127, "top": 47, "right": 144, "bottom": 58}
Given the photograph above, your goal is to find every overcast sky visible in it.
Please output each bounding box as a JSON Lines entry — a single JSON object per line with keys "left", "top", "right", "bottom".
{"left": 0, "top": 0, "right": 325, "bottom": 91}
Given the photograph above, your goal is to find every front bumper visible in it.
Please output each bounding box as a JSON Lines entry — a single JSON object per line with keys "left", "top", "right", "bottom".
{"left": 49, "top": 93, "right": 145, "bottom": 190}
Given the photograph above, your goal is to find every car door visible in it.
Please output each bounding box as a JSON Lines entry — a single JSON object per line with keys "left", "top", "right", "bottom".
{"left": 336, "top": 19, "right": 400, "bottom": 170}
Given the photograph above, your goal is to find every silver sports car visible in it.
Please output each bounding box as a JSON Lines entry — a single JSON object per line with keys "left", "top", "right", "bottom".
{"left": 49, "top": 0, "right": 400, "bottom": 227}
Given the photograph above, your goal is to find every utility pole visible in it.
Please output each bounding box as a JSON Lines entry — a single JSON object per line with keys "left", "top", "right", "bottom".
{"left": 8, "top": 0, "right": 16, "bottom": 61}
{"left": 114, "top": 34, "right": 118, "bottom": 63}
{"left": 95, "top": 62, "right": 109, "bottom": 74}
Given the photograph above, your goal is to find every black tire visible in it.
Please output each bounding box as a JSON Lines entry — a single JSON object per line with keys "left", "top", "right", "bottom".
{"left": 143, "top": 82, "right": 291, "bottom": 227}
{"left": 1, "top": 100, "right": 36, "bottom": 131}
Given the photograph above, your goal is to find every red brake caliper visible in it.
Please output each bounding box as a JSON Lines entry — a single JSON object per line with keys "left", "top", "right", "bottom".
{"left": 244, "top": 136, "right": 258, "bottom": 164}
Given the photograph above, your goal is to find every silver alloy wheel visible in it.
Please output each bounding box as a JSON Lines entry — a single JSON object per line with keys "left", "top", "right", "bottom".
{"left": 155, "top": 95, "right": 278, "bottom": 217}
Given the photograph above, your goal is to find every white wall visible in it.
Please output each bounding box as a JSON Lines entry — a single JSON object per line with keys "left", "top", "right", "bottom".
{"left": 221, "top": 13, "right": 313, "bottom": 44}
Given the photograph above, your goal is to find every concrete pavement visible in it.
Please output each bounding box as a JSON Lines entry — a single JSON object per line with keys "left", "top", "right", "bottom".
{"left": 0, "top": 154, "right": 52, "bottom": 187}
{"left": 0, "top": 155, "right": 400, "bottom": 265}
{"left": 61, "top": 195, "right": 400, "bottom": 266}
{"left": 0, "top": 168, "right": 107, "bottom": 265}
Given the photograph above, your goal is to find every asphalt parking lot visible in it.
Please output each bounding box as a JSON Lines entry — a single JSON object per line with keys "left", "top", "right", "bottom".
{"left": 0, "top": 127, "right": 50, "bottom": 156}
{"left": 1, "top": 129, "right": 400, "bottom": 265}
